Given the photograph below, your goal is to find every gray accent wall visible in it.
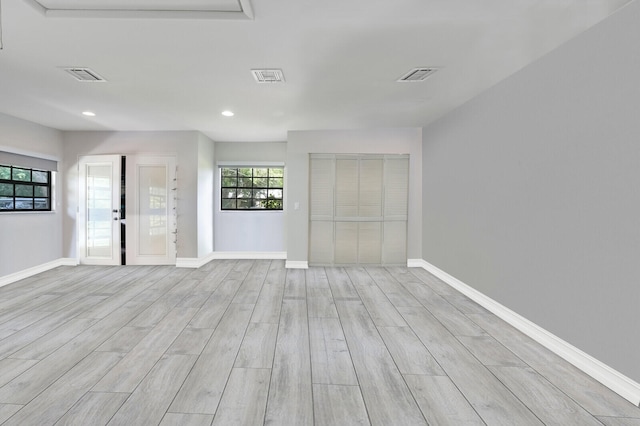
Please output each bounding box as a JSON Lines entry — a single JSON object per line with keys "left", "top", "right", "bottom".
{"left": 421, "top": 1, "right": 640, "bottom": 381}
{"left": 0, "top": 113, "right": 64, "bottom": 276}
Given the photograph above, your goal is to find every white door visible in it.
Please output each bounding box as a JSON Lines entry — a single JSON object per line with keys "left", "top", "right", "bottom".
{"left": 78, "top": 155, "right": 122, "bottom": 265}
{"left": 126, "top": 156, "right": 177, "bottom": 265}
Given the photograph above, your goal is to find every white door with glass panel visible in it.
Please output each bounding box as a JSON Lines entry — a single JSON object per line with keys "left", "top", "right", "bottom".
{"left": 125, "top": 156, "right": 176, "bottom": 265}
{"left": 78, "top": 155, "right": 176, "bottom": 266}
{"left": 78, "top": 155, "right": 122, "bottom": 265}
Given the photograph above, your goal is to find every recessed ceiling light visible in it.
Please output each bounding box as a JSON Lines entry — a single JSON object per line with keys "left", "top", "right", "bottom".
{"left": 82, "top": 111, "right": 96, "bottom": 117}
{"left": 221, "top": 110, "right": 234, "bottom": 117}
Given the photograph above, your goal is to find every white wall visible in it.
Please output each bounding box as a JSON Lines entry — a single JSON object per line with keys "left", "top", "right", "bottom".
{"left": 0, "top": 113, "right": 64, "bottom": 276}
{"left": 286, "top": 128, "right": 422, "bottom": 263}
{"left": 62, "top": 131, "right": 201, "bottom": 258}
{"left": 421, "top": 1, "right": 640, "bottom": 382}
{"left": 214, "top": 142, "right": 286, "bottom": 252}
{"left": 197, "top": 134, "right": 215, "bottom": 257}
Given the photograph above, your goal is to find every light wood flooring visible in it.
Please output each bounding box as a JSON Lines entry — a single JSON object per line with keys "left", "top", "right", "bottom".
{"left": 0, "top": 260, "right": 639, "bottom": 425}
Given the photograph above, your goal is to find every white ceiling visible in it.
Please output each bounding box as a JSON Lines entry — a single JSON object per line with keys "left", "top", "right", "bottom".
{"left": 0, "top": 0, "right": 633, "bottom": 142}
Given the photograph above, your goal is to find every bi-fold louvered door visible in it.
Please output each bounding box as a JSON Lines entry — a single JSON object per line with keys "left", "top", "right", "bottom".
{"left": 309, "top": 154, "right": 409, "bottom": 265}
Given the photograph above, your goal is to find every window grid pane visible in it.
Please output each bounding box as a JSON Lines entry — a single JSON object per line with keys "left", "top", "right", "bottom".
{"left": 0, "top": 165, "right": 52, "bottom": 212}
{"left": 220, "top": 167, "right": 283, "bottom": 210}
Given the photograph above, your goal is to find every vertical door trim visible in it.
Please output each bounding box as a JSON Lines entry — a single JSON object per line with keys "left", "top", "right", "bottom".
{"left": 78, "top": 155, "right": 122, "bottom": 265}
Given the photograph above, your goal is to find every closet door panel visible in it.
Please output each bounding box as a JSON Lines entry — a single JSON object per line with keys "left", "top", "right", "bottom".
{"left": 335, "top": 222, "right": 358, "bottom": 264}
{"left": 335, "top": 158, "right": 358, "bottom": 218}
{"left": 384, "top": 157, "right": 409, "bottom": 219}
{"left": 383, "top": 221, "right": 407, "bottom": 265}
{"left": 310, "top": 157, "right": 334, "bottom": 219}
{"left": 359, "top": 158, "right": 383, "bottom": 218}
{"left": 309, "top": 221, "right": 334, "bottom": 265}
{"left": 358, "top": 222, "right": 382, "bottom": 264}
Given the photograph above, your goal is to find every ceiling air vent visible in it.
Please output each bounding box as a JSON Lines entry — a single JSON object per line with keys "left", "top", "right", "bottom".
{"left": 397, "top": 67, "right": 437, "bottom": 82}
{"left": 251, "top": 69, "right": 285, "bottom": 84}
{"left": 63, "top": 67, "right": 107, "bottom": 82}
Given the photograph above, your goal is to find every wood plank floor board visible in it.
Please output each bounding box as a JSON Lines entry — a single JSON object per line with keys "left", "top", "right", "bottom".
{"left": 365, "top": 267, "right": 422, "bottom": 308}
{"left": 0, "top": 298, "right": 104, "bottom": 359}
{"left": 489, "top": 365, "right": 605, "bottom": 426}
{"left": 0, "top": 404, "right": 22, "bottom": 424}
{"left": 345, "top": 267, "right": 407, "bottom": 327}
{"left": 458, "top": 335, "right": 527, "bottom": 367}
{"left": 169, "top": 303, "right": 254, "bottom": 414}
{"left": 77, "top": 267, "right": 171, "bottom": 320}
{"left": 159, "top": 413, "right": 214, "bottom": 426}
{"left": 376, "top": 326, "right": 445, "bottom": 376}
{"left": 442, "top": 292, "right": 491, "bottom": 315}
{"left": 0, "top": 359, "right": 38, "bottom": 388}
{"left": 335, "top": 301, "right": 428, "bottom": 426}
{"left": 107, "top": 354, "right": 197, "bottom": 426}
{"left": 2, "top": 351, "right": 124, "bottom": 426}
{"left": 307, "top": 287, "right": 339, "bottom": 319}
{"left": 309, "top": 317, "right": 359, "bottom": 386}
{"left": 188, "top": 282, "right": 242, "bottom": 329}
{"left": 406, "top": 267, "right": 461, "bottom": 297}
{"left": 284, "top": 269, "right": 307, "bottom": 299}
{"left": 0, "top": 310, "right": 52, "bottom": 340}
{"left": 264, "top": 299, "right": 314, "bottom": 426}
{"left": 0, "top": 262, "right": 638, "bottom": 425}
{"left": 306, "top": 267, "right": 331, "bottom": 289}
{"left": 94, "top": 325, "right": 153, "bottom": 354}
{"left": 0, "top": 300, "right": 150, "bottom": 404}
{"left": 312, "top": 384, "right": 370, "bottom": 426}
{"left": 235, "top": 322, "right": 278, "bottom": 369}
{"left": 166, "top": 327, "right": 214, "bottom": 355}
{"left": 398, "top": 306, "right": 544, "bottom": 425}
{"left": 9, "top": 317, "right": 100, "bottom": 360}
{"left": 212, "top": 368, "right": 271, "bottom": 426}
{"left": 232, "top": 260, "right": 271, "bottom": 305}
{"left": 597, "top": 417, "right": 640, "bottom": 426}
{"left": 189, "top": 259, "right": 237, "bottom": 293}
{"left": 175, "top": 291, "right": 212, "bottom": 309}
{"left": 0, "top": 266, "right": 110, "bottom": 311}
{"left": 399, "top": 278, "right": 487, "bottom": 337}
{"left": 92, "top": 307, "right": 198, "bottom": 393}
{"left": 404, "top": 374, "right": 485, "bottom": 425}
{"left": 54, "top": 392, "right": 129, "bottom": 426}
{"left": 325, "top": 267, "right": 360, "bottom": 300}
{"left": 251, "top": 261, "right": 286, "bottom": 324}
{"left": 0, "top": 297, "right": 58, "bottom": 331}
{"left": 469, "top": 312, "right": 640, "bottom": 418}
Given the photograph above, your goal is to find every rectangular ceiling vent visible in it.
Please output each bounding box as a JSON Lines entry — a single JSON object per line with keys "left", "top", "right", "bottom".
{"left": 251, "top": 69, "right": 285, "bottom": 84}
{"left": 397, "top": 67, "right": 438, "bottom": 82}
{"left": 63, "top": 67, "right": 107, "bottom": 82}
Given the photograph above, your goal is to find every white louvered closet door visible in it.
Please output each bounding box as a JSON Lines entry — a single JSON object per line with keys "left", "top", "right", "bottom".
{"left": 309, "top": 154, "right": 408, "bottom": 266}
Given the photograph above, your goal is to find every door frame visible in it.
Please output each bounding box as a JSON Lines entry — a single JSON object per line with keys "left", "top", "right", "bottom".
{"left": 77, "top": 155, "right": 122, "bottom": 265}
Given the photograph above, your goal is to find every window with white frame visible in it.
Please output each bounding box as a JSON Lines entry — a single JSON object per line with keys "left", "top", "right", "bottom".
{"left": 220, "top": 166, "right": 283, "bottom": 210}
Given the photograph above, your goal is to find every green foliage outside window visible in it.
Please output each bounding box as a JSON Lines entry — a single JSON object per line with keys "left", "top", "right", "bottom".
{"left": 0, "top": 164, "right": 51, "bottom": 211}
{"left": 221, "top": 167, "right": 283, "bottom": 210}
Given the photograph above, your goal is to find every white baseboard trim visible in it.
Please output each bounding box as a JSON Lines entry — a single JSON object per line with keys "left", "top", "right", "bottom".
{"left": 407, "top": 258, "right": 426, "bottom": 268}
{"left": 411, "top": 259, "right": 640, "bottom": 407}
{"left": 177, "top": 251, "right": 287, "bottom": 268}
{"left": 0, "top": 258, "right": 78, "bottom": 288}
{"left": 285, "top": 261, "right": 308, "bottom": 269}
